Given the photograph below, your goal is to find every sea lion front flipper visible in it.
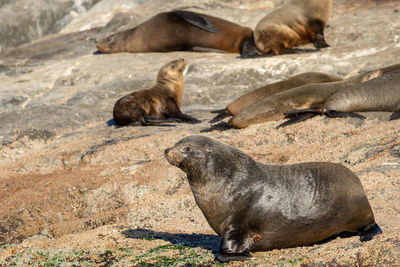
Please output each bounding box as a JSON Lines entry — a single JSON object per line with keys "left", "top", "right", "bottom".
{"left": 217, "top": 227, "right": 252, "bottom": 262}
{"left": 277, "top": 112, "right": 317, "bottom": 128}
{"left": 240, "top": 35, "right": 261, "bottom": 58}
{"left": 172, "top": 10, "right": 219, "bottom": 33}
{"left": 165, "top": 98, "right": 201, "bottom": 124}
{"left": 209, "top": 109, "right": 231, "bottom": 123}
{"left": 359, "top": 223, "right": 382, "bottom": 242}
{"left": 309, "top": 20, "right": 330, "bottom": 49}
{"left": 389, "top": 111, "right": 400, "bottom": 121}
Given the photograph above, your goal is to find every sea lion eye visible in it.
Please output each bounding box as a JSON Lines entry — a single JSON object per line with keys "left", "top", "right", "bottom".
{"left": 171, "top": 64, "right": 176, "bottom": 69}
{"left": 182, "top": 146, "right": 190, "bottom": 152}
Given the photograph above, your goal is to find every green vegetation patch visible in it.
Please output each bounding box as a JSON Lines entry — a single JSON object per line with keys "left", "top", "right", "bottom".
{"left": 6, "top": 249, "right": 94, "bottom": 266}
{"left": 131, "top": 243, "right": 214, "bottom": 266}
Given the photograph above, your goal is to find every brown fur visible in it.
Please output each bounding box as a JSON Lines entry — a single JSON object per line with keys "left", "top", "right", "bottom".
{"left": 229, "top": 69, "right": 382, "bottom": 128}
{"left": 254, "top": 0, "right": 332, "bottom": 55}
{"left": 96, "top": 10, "right": 253, "bottom": 54}
{"left": 279, "top": 66, "right": 400, "bottom": 126}
{"left": 210, "top": 72, "right": 342, "bottom": 124}
{"left": 113, "top": 58, "right": 198, "bottom": 126}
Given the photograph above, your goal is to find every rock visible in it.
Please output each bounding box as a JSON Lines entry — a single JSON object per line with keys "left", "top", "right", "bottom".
{"left": 0, "top": 0, "right": 101, "bottom": 52}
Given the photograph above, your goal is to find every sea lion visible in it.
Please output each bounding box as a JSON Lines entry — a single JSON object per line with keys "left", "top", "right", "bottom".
{"left": 96, "top": 10, "right": 253, "bottom": 54}
{"left": 207, "top": 69, "right": 381, "bottom": 130}
{"left": 210, "top": 72, "right": 343, "bottom": 123}
{"left": 280, "top": 70, "right": 400, "bottom": 127}
{"left": 164, "top": 135, "right": 382, "bottom": 262}
{"left": 113, "top": 58, "right": 199, "bottom": 126}
{"left": 241, "top": 0, "right": 332, "bottom": 57}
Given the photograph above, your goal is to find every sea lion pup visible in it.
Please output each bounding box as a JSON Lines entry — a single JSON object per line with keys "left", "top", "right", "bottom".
{"left": 164, "top": 135, "right": 382, "bottom": 262}
{"left": 210, "top": 72, "right": 343, "bottom": 123}
{"left": 241, "top": 0, "right": 332, "bottom": 57}
{"left": 280, "top": 70, "right": 400, "bottom": 127}
{"left": 113, "top": 58, "right": 200, "bottom": 126}
{"left": 96, "top": 10, "right": 253, "bottom": 54}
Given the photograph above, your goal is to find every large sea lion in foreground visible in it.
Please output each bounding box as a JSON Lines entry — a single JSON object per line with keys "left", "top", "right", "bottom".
{"left": 210, "top": 72, "right": 343, "bottom": 123}
{"left": 281, "top": 70, "right": 400, "bottom": 127}
{"left": 241, "top": 0, "right": 332, "bottom": 57}
{"left": 113, "top": 58, "right": 199, "bottom": 126}
{"left": 96, "top": 10, "right": 253, "bottom": 54}
{"left": 165, "top": 135, "right": 382, "bottom": 262}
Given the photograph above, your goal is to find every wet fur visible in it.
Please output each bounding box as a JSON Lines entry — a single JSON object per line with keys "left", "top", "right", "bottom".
{"left": 165, "top": 136, "right": 381, "bottom": 262}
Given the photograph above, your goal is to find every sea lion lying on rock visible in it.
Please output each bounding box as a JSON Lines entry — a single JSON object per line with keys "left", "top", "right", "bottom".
{"left": 280, "top": 70, "right": 400, "bottom": 127}
{"left": 205, "top": 69, "right": 381, "bottom": 131}
{"left": 96, "top": 10, "right": 253, "bottom": 54}
{"left": 113, "top": 58, "right": 200, "bottom": 126}
{"left": 210, "top": 72, "right": 343, "bottom": 123}
{"left": 165, "top": 135, "right": 382, "bottom": 262}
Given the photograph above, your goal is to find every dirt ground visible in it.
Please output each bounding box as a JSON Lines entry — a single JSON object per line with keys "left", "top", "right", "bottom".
{"left": 1, "top": 110, "right": 400, "bottom": 266}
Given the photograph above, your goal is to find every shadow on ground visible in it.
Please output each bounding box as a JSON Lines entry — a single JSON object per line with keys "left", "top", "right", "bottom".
{"left": 121, "top": 228, "right": 220, "bottom": 253}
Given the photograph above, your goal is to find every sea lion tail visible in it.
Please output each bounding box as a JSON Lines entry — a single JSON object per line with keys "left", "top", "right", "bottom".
{"left": 359, "top": 223, "right": 382, "bottom": 242}
{"left": 209, "top": 109, "right": 231, "bottom": 123}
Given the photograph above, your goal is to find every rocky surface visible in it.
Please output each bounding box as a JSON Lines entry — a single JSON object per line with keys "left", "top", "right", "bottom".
{"left": 0, "top": 0, "right": 400, "bottom": 266}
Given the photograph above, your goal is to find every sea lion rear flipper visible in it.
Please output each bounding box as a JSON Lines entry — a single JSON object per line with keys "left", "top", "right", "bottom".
{"left": 389, "top": 111, "right": 400, "bottom": 121}
{"left": 209, "top": 109, "right": 231, "bottom": 123}
{"left": 277, "top": 112, "right": 317, "bottom": 128}
{"left": 217, "top": 227, "right": 252, "bottom": 262}
{"left": 325, "top": 111, "right": 366, "bottom": 119}
{"left": 172, "top": 10, "right": 219, "bottom": 33}
{"left": 200, "top": 121, "right": 233, "bottom": 132}
{"left": 284, "top": 108, "right": 321, "bottom": 118}
{"left": 359, "top": 223, "right": 382, "bottom": 242}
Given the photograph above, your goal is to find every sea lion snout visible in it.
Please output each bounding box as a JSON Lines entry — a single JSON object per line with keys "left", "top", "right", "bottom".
{"left": 164, "top": 146, "right": 183, "bottom": 167}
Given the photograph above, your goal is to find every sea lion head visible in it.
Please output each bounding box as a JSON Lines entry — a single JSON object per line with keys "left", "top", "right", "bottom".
{"left": 96, "top": 33, "right": 119, "bottom": 53}
{"left": 157, "top": 58, "right": 186, "bottom": 82}
{"left": 165, "top": 135, "right": 249, "bottom": 186}
{"left": 164, "top": 135, "right": 213, "bottom": 174}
